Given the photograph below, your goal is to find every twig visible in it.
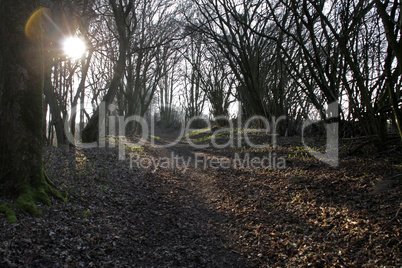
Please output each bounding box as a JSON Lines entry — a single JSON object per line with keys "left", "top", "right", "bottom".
{"left": 385, "top": 174, "right": 402, "bottom": 181}
{"left": 386, "top": 204, "right": 402, "bottom": 225}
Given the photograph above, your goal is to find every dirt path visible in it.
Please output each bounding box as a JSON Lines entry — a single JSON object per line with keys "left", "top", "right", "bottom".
{"left": 141, "top": 133, "right": 246, "bottom": 265}
{"left": 137, "top": 135, "right": 247, "bottom": 266}
{"left": 0, "top": 134, "right": 247, "bottom": 267}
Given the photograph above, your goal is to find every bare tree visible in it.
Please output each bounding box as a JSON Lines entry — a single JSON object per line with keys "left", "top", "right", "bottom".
{"left": 260, "top": 0, "right": 401, "bottom": 144}
{"left": 113, "top": 0, "right": 182, "bottom": 133}
{"left": 181, "top": 31, "right": 208, "bottom": 123}
{"left": 374, "top": 0, "right": 402, "bottom": 141}
{"left": 157, "top": 46, "right": 182, "bottom": 128}
{"left": 184, "top": 41, "right": 236, "bottom": 126}
{"left": 82, "top": 0, "right": 135, "bottom": 142}
{"left": 188, "top": 0, "right": 271, "bottom": 118}
{"left": 201, "top": 50, "right": 235, "bottom": 125}
{"left": 309, "top": 0, "right": 399, "bottom": 145}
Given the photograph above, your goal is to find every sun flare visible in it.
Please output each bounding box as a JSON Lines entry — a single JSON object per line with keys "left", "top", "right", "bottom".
{"left": 62, "top": 37, "right": 86, "bottom": 60}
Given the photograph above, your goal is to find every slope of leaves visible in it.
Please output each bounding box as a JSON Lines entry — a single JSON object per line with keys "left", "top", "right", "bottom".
{"left": 0, "top": 131, "right": 401, "bottom": 267}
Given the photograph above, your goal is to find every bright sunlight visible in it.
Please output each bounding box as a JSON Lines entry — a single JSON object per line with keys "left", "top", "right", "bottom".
{"left": 62, "top": 37, "right": 87, "bottom": 60}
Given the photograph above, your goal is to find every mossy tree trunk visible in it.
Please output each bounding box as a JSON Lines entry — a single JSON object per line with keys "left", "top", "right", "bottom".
{"left": 0, "top": 1, "right": 62, "bottom": 223}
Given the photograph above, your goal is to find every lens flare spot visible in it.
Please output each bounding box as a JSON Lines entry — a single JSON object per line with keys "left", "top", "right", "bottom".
{"left": 63, "top": 37, "right": 86, "bottom": 60}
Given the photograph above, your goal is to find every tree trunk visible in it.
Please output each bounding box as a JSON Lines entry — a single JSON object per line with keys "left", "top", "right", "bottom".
{"left": 44, "top": 68, "right": 67, "bottom": 145}
{"left": 70, "top": 51, "right": 93, "bottom": 142}
{"left": 81, "top": 0, "right": 130, "bottom": 142}
{"left": 81, "top": 42, "right": 127, "bottom": 142}
{"left": 0, "top": 1, "right": 62, "bottom": 223}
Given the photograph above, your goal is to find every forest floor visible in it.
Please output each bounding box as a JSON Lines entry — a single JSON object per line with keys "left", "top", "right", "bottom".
{"left": 1, "top": 128, "right": 401, "bottom": 267}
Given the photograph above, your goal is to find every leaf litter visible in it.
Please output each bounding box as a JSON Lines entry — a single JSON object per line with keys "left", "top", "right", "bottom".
{"left": 0, "top": 131, "right": 401, "bottom": 267}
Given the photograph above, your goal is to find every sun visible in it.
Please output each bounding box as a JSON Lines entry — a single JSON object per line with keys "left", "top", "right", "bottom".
{"left": 62, "top": 37, "right": 87, "bottom": 60}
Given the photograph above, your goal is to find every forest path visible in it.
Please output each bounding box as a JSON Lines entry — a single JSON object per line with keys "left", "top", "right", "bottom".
{"left": 1, "top": 132, "right": 247, "bottom": 267}
{"left": 130, "top": 132, "right": 247, "bottom": 266}
{"left": 138, "top": 131, "right": 246, "bottom": 263}
{"left": 1, "top": 131, "right": 401, "bottom": 267}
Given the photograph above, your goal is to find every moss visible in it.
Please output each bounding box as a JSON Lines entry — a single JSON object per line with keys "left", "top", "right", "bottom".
{"left": 0, "top": 203, "right": 17, "bottom": 224}
{"left": 44, "top": 173, "right": 63, "bottom": 202}
{"left": 50, "top": 187, "right": 63, "bottom": 202}
{"left": 12, "top": 171, "right": 63, "bottom": 219}
{"left": 0, "top": 174, "right": 59, "bottom": 223}
{"left": 16, "top": 189, "right": 42, "bottom": 217}
{"left": 35, "top": 187, "right": 51, "bottom": 206}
